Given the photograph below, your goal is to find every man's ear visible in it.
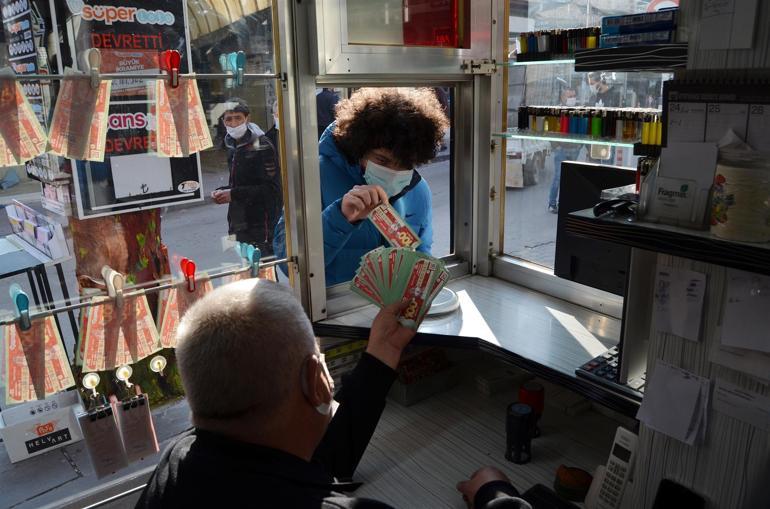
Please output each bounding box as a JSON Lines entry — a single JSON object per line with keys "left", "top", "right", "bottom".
{"left": 302, "top": 356, "right": 331, "bottom": 408}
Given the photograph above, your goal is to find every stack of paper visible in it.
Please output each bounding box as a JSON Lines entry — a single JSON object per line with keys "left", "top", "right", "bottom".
{"left": 636, "top": 360, "right": 710, "bottom": 446}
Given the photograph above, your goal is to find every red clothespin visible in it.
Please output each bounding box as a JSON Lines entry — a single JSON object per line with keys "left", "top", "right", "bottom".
{"left": 162, "top": 50, "right": 181, "bottom": 88}
{"left": 180, "top": 258, "right": 196, "bottom": 292}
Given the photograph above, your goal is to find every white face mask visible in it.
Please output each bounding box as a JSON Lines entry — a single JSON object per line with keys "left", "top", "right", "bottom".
{"left": 565, "top": 97, "right": 577, "bottom": 107}
{"left": 364, "top": 160, "right": 414, "bottom": 197}
{"left": 226, "top": 122, "right": 248, "bottom": 140}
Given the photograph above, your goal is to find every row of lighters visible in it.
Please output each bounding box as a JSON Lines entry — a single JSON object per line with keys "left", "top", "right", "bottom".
{"left": 517, "top": 27, "right": 601, "bottom": 55}
{"left": 516, "top": 106, "right": 664, "bottom": 145}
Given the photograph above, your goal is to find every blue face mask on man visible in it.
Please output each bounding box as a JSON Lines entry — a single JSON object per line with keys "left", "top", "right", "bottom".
{"left": 364, "top": 160, "right": 414, "bottom": 197}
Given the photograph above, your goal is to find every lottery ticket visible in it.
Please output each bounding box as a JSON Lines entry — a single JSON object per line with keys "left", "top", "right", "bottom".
{"left": 158, "top": 278, "right": 213, "bottom": 348}
{"left": 0, "top": 77, "right": 48, "bottom": 166}
{"left": 3, "top": 316, "right": 75, "bottom": 405}
{"left": 48, "top": 68, "right": 112, "bottom": 161}
{"left": 369, "top": 204, "right": 421, "bottom": 249}
{"left": 154, "top": 78, "right": 213, "bottom": 157}
{"left": 82, "top": 295, "right": 160, "bottom": 372}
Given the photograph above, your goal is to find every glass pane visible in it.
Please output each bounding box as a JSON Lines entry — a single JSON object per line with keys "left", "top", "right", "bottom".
{"left": 0, "top": 0, "right": 282, "bottom": 419}
{"left": 347, "top": 0, "right": 470, "bottom": 48}
{"left": 318, "top": 87, "right": 453, "bottom": 288}
{"left": 503, "top": 0, "right": 673, "bottom": 270}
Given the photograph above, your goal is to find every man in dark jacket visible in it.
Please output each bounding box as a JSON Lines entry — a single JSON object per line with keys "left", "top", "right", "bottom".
{"left": 212, "top": 99, "right": 282, "bottom": 256}
{"left": 136, "top": 279, "right": 532, "bottom": 509}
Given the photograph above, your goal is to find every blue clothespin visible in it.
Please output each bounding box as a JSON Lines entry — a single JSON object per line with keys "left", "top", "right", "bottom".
{"left": 227, "top": 52, "right": 238, "bottom": 88}
{"left": 10, "top": 284, "right": 31, "bottom": 331}
{"left": 219, "top": 54, "right": 232, "bottom": 89}
{"left": 236, "top": 243, "right": 261, "bottom": 277}
{"left": 235, "top": 51, "right": 246, "bottom": 87}
{"left": 247, "top": 245, "right": 261, "bottom": 277}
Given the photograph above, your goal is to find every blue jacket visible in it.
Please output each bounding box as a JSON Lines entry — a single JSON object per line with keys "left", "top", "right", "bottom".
{"left": 274, "top": 126, "right": 433, "bottom": 286}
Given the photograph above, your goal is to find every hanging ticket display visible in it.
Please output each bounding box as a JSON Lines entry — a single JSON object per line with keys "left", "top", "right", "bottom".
{"left": 78, "top": 405, "right": 129, "bottom": 478}
{"left": 0, "top": 74, "right": 48, "bottom": 167}
{"left": 81, "top": 295, "right": 160, "bottom": 372}
{"left": 153, "top": 78, "right": 213, "bottom": 157}
{"left": 115, "top": 394, "right": 159, "bottom": 463}
{"left": 3, "top": 316, "right": 75, "bottom": 405}
{"left": 157, "top": 278, "right": 213, "bottom": 348}
{"left": 47, "top": 68, "right": 112, "bottom": 161}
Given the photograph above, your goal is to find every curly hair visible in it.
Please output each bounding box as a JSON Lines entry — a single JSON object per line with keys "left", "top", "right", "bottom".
{"left": 332, "top": 88, "right": 450, "bottom": 169}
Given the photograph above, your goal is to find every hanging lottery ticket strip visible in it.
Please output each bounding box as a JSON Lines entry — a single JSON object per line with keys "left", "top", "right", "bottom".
{"left": 0, "top": 63, "right": 273, "bottom": 167}
{"left": 0, "top": 74, "right": 48, "bottom": 167}
{"left": 0, "top": 258, "right": 290, "bottom": 400}
{"left": 47, "top": 68, "right": 112, "bottom": 162}
{"left": 153, "top": 77, "right": 214, "bottom": 158}
{"left": 2, "top": 316, "right": 76, "bottom": 406}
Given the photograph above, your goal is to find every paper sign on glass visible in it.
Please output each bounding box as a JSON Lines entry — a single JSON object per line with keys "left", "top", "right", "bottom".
{"left": 82, "top": 295, "right": 160, "bottom": 372}
{"left": 3, "top": 316, "right": 75, "bottom": 405}
{"left": 0, "top": 75, "right": 48, "bottom": 167}
{"left": 153, "top": 78, "right": 212, "bottom": 157}
{"left": 47, "top": 69, "right": 112, "bottom": 161}
{"left": 158, "top": 278, "right": 213, "bottom": 348}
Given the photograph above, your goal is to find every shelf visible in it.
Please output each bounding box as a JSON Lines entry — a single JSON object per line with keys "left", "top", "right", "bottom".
{"left": 493, "top": 128, "right": 638, "bottom": 148}
{"left": 574, "top": 43, "right": 687, "bottom": 72}
{"left": 566, "top": 209, "right": 770, "bottom": 276}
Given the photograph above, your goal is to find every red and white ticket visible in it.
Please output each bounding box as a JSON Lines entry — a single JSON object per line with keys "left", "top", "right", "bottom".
{"left": 154, "top": 78, "right": 212, "bottom": 157}
{"left": 399, "top": 259, "right": 437, "bottom": 328}
{"left": 0, "top": 77, "right": 48, "bottom": 166}
{"left": 158, "top": 278, "right": 213, "bottom": 348}
{"left": 48, "top": 68, "right": 112, "bottom": 161}
{"left": 82, "top": 295, "right": 160, "bottom": 372}
{"left": 3, "top": 316, "right": 75, "bottom": 405}
{"left": 369, "top": 204, "right": 422, "bottom": 249}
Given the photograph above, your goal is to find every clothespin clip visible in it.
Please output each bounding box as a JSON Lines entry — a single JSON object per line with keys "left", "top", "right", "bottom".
{"left": 9, "top": 284, "right": 31, "bottom": 331}
{"left": 162, "top": 50, "right": 181, "bottom": 88}
{"left": 235, "top": 51, "right": 246, "bottom": 87}
{"left": 88, "top": 48, "right": 101, "bottom": 89}
{"left": 218, "top": 53, "right": 231, "bottom": 88}
{"left": 227, "top": 52, "right": 238, "bottom": 87}
{"left": 180, "top": 258, "right": 196, "bottom": 292}
{"left": 101, "top": 265, "right": 125, "bottom": 308}
{"left": 82, "top": 372, "right": 101, "bottom": 401}
{"left": 239, "top": 244, "right": 261, "bottom": 278}
{"left": 149, "top": 355, "right": 167, "bottom": 377}
{"left": 115, "top": 364, "right": 133, "bottom": 389}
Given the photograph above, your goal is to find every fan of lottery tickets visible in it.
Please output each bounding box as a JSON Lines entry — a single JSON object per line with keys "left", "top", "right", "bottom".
{"left": 153, "top": 78, "right": 213, "bottom": 157}
{"left": 0, "top": 76, "right": 48, "bottom": 167}
{"left": 2, "top": 316, "right": 75, "bottom": 405}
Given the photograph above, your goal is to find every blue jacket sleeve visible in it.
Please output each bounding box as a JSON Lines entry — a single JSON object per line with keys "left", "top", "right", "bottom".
{"left": 323, "top": 199, "right": 362, "bottom": 270}
{"left": 416, "top": 185, "right": 433, "bottom": 256}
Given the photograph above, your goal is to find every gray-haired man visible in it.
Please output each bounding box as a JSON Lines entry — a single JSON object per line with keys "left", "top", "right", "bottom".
{"left": 137, "top": 279, "right": 530, "bottom": 508}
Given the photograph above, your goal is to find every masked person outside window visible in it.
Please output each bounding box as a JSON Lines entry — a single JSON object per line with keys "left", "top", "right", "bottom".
{"left": 212, "top": 99, "right": 282, "bottom": 256}
{"left": 318, "top": 87, "right": 449, "bottom": 285}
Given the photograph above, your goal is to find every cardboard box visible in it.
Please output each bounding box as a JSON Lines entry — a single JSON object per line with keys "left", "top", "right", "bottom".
{"left": 0, "top": 391, "right": 84, "bottom": 463}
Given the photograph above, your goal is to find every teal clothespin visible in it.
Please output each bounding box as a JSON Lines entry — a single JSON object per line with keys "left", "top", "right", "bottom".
{"left": 227, "top": 52, "right": 238, "bottom": 88}
{"left": 247, "top": 245, "right": 261, "bottom": 277}
{"left": 235, "top": 51, "right": 246, "bottom": 87}
{"left": 10, "top": 284, "right": 31, "bottom": 331}
{"left": 236, "top": 243, "right": 261, "bottom": 277}
{"left": 219, "top": 53, "right": 232, "bottom": 89}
